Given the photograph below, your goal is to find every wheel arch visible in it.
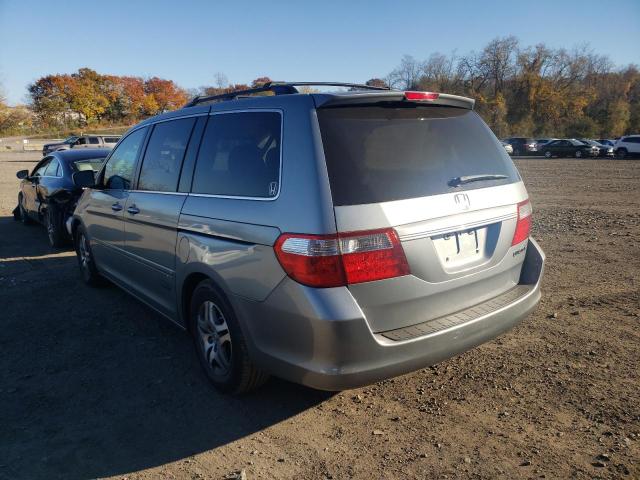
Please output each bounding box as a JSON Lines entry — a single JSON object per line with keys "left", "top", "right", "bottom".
{"left": 180, "top": 269, "right": 233, "bottom": 333}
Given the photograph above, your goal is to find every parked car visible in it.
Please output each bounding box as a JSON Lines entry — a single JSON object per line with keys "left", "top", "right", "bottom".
{"left": 578, "top": 139, "right": 614, "bottom": 158}
{"left": 14, "top": 149, "right": 109, "bottom": 247}
{"left": 614, "top": 135, "right": 640, "bottom": 159}
{"left": 42, "top": 134, "right": 121, "bottom": 155}
{"left": 539, "top": 139, "right": 598, "bottom": 158}
{"left": 68, "top": 82, "right": 544, "bottom": 393}
{"left": 535, "top": 138, "right": 557, "bottom": 150}
{"left": 501, "top": 141, "right": 513, "bottom": 155}
{"left": 503, "top": 137, "right": 537, "bottom": 156}
{"left": 596, "top": 139, "right": 616, "bottom": 147}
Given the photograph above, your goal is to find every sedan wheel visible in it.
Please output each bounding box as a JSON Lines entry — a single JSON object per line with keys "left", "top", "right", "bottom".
{"left": 45, "top": 206, "right": 66, "bottom": 247}
{"left": 544, "top": 150, "right": 552, "bottom": 158}
{"left": 575, "top": 150, "right": 583, "bottom": 158}
{"left": 19, "top": 196, "right": 32, "bottom": 225}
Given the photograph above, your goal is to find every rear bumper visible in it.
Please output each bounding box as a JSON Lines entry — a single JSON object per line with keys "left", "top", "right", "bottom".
{"left": 233, "top": 238, "right": 545, "bottom": 391}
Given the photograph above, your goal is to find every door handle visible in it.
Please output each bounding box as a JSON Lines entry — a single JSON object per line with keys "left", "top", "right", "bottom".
{"left": 111, "top": 203, "right": 123, "bottom": 212}
{"left": 127, "top": 205, "right": 140, "bottom": 215}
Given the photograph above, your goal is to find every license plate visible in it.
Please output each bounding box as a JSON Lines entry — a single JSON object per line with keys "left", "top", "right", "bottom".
{"left": 433, "top": 228, "right": 481, "bottom": 263}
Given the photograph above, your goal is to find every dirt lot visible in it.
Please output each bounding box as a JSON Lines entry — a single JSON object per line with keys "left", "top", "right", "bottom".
{"left": 1, "top": 152, "right": 638, "bottom": 480}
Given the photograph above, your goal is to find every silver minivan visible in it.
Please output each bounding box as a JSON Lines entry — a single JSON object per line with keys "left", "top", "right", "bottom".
{"left": 68, "top": 82, "right": 545, "bottom": 393}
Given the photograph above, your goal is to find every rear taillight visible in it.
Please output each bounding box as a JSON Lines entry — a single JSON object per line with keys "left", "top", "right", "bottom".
{"left": 511, "top": 199, "right": 532, "bottom": 246}
{"left": 274, "top": 228, "right": 410, "bottom": 288}
{"left": 405, "top": 91, "right": 439, "bottom": 101}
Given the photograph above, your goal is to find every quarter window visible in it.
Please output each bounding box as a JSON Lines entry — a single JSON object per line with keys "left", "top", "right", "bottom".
{"left": 103, "top": 127, "right": 147, "bottom": 190}
{"left": 44, "top": 158, "right": 60, "bottom": 177}
{"left": 192, "top": 112, "right": 281, "bottom": 198}
{"left": 33, "top": 158, "right": 52, "bottom": 176}
{"left": 138, "top": 118, "right": 196, "bottom": 192}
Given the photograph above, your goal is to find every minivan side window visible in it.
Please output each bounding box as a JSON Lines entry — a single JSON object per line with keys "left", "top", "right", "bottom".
{"left": 102, "top": 127, "right": 147, "bottom": 190}
{"left": 191, "top": 111, "right": 281, "bottom": 198}
{"left": 88, "top": 137, "right": 100, "bottom": 144}
{"left": 137, "top": 118, "right": 196, "bottom": 192}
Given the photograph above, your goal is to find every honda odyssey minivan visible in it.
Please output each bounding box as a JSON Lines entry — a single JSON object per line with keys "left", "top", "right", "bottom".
{"left": 68, "top": 82, "right": 545, "bottom": 393}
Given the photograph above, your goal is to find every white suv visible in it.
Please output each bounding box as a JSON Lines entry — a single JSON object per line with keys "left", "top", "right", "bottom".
{"left": 614, "top": 135, "right": 640, "bottom": 159}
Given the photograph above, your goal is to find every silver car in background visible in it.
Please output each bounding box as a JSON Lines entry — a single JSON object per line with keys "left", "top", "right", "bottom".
{"left": 42, "top": 134, "right": 121, "bottom": 156}
{"left": 68, "top": 82, "right": 544, "bottom": 393}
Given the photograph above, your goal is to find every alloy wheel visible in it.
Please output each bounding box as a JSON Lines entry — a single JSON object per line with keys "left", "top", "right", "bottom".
{"left": 197, "top": 300, "right": 233, "bottom": 377}
{"left": 46, "top": 213, "right": 55, "bottom": 245}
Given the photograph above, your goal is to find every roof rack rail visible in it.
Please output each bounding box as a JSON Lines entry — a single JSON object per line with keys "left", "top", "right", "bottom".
{"left": 183, "top": 81, "right": 391, "bottom": 108}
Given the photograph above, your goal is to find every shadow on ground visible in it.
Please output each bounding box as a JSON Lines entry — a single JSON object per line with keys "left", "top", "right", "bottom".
{"left": 0, "top": 216, "right": 330, "bottom": 479}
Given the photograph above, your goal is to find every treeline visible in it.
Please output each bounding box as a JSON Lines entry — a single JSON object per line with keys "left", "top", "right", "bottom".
{"left": 2, "top": 36, "right": 639, "bottom": 138}
{"left": 374, "top": 36, "right": 640, "bottom": 138}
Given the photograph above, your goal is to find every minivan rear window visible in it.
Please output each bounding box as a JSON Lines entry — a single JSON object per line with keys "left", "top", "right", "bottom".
{"left": 317, "top": 106, "right": 520, "bottom": 206}
{"left": 191, "top": 111, "right": 281, "bottom": 198}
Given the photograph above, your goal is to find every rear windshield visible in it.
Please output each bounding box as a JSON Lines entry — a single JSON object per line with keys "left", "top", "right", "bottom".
{"left": 317, "top": 105, "right": 520, "bottom": 206}
{"left": 73, "top": 158, "right": 105, "bottom": 172}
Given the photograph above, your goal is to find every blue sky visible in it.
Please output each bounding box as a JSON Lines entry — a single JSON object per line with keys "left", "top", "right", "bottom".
{"left": 1, "top": 0, "right": 639, "bottom": 105}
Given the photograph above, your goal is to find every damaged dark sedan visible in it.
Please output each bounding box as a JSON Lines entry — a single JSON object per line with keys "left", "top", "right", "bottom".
{"left": 13, "top": 149, "right": 109, "bottom": 247}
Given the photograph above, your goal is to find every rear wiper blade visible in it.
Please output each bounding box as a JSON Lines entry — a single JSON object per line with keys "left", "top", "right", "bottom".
{"left": 448, "top": 174, "right": 508, "bottom": 187}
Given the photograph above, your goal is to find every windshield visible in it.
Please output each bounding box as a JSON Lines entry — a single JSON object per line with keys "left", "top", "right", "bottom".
{"left": 73, "top": 158, "right": 105, "bottom": 172}
{"left": 317, "top": 105, "right": 520, "bottom": 206}
{"left": 64, "top": 136, "right": 79, "bottom": 144}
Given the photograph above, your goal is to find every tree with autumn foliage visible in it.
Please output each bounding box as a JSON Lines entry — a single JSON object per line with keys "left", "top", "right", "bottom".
{"left": 27, "top": 68, "right": 188, "bottom": 128}
{"left": 385, "top": 37, "right": 640, "bottom": 137}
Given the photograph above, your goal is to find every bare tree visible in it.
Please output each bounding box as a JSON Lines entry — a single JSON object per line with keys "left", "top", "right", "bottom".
{"left": 213, "top": 72, "right": 229, "bottom": 89}
{"left": 387, "top": 55, "right": 423, "bottom": 89}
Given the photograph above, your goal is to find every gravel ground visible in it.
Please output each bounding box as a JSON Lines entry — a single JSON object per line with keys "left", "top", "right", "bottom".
{"left": 0, "top": 152, "right": 638, "bottom": 479}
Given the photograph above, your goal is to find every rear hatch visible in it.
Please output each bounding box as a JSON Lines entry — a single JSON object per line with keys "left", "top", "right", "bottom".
{"left": 316, "top": 99, "right": 531, "bottom": 334}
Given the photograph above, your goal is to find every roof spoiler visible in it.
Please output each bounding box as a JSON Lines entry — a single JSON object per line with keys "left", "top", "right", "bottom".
{"left": 182, "top": 81, "right": 474, "bottom": 110}
{"left": 312, "top": 91, "right": 475, "bottom": 110}
{"left": 183, "top": 81, "right": 390, "bottom": 108}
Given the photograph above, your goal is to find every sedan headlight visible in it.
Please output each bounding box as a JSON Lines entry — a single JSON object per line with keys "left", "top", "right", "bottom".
{"left": 607, "top": 148, "right": 613, "bottom": 153}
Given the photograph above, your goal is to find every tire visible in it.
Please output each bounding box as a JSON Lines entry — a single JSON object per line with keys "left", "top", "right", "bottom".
{"left": 575, "top": 150, "right": 583, "bottom": 158}
{"left": 18, "top": 195, "right": 33, "bottom": 225}
{"left": 44, "top": 204, "right": 67, "bottom": 248}
{"left": 190, "top": 279, "right": 269, "bottom": 394}
{"left": 74, "top": 225, "right": 104, "bottom": 286}
{"left": 544, "top": 150, "right": 552, "bottom": 158}
{"left": 513, "top": 148, "right": 521, "bottom": 156}
{"left": 616, "top": 148, "right": 627, "bottom": 159}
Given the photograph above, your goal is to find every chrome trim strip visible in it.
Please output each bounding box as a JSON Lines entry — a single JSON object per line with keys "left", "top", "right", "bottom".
{"left": 128, "top": 190, "right": 186, "bottom": 196}
{"left": 147, "top": 112, "right": 208, "bottom": 125}
{"left": 93, "top": 238, "right": 174, "bottom": 276}
{"left": 399, "top": 213, "right": 517, "bottom": 241}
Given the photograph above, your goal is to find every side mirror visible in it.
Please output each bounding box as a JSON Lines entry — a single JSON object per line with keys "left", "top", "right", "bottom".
{"left": 16, "top": 169, "right": 29, "bottom": 179}
{"left": 72, "top": 170, "right": 96, "bottom": 188}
